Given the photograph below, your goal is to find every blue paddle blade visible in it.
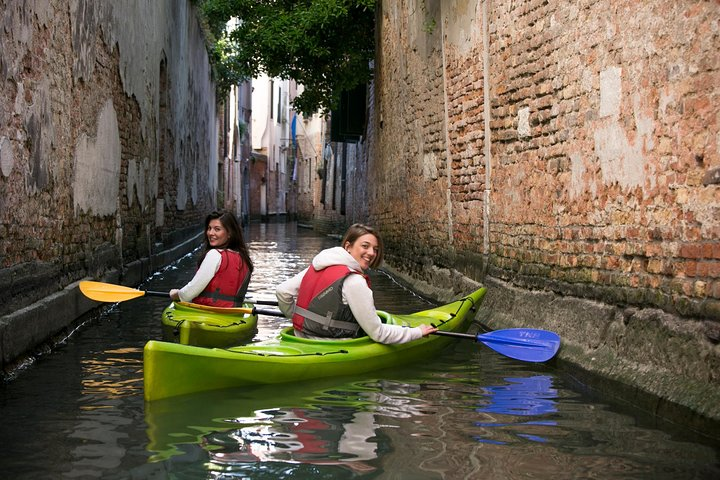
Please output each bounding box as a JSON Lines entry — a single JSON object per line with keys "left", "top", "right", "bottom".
{"left": 476, "top": 329, "right": 560, "bottom": 363}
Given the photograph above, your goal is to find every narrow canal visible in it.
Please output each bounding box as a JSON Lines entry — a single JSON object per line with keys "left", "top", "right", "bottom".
{"left": 0, "top": 223, "right": 717, "bottom": 479}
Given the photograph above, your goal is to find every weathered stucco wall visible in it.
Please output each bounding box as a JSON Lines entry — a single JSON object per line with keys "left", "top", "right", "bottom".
{"left": 311, "top": 141, "right": 369, "bottom": 232}
{"left": 370, "top": 0, "right": 719, "bottom": 426}
{"left": 0, "top": 0, "right": 217, "bottom": 369}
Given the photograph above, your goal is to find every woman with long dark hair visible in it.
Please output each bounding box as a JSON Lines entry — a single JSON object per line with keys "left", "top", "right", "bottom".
{"left": 170, "top": 210, "right": 253, "bottom": 307}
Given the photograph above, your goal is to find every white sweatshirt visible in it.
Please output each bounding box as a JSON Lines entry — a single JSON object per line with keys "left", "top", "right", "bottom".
{"left": 276, "top": 246, "right": 423, "bottom": 344}
{"left": 177, "top": 249, "right": 224, "bottom": 302}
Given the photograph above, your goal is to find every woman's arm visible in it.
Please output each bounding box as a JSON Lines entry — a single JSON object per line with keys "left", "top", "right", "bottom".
{"left": 172, "top": 250, "right": 222, "bottom": 302}
{"left": 343, "top": 275, "right": 424, "bottom": 344}
{"left": 275, "top": 267, "right": 308, "bottom": 317}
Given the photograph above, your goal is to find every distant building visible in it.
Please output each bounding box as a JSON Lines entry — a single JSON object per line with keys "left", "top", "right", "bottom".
{"left": 250, "top": 76, "right": 327, "bottom": 223}
{"left": 251, "top": 75, "right": 290, "bottom": 221}
{"left": 218, "top": 80, "right": 252, "bottom": 223}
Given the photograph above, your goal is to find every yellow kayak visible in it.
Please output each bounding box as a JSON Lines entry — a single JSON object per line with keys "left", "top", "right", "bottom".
{"left": 161, "top": 301, "right": 258, "bottom": 348}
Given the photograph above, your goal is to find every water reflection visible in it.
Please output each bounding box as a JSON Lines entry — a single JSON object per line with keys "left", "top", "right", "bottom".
{"left": 146, "top": 376, "right": 456, "bottom": 477}
{"left": 477, "top": 375, "right": 557, "bottom": 416}
{"left": 79, "top": 347, "right": 144, "bottom": 398}
{"left": 473, "top": 375, "right": 558, "bottom": 445}
{"left": 206, "top": 407, "right": 379, "bottom": 473}
{"left": 144, "top": 370, "right": 565, "bottom": 478}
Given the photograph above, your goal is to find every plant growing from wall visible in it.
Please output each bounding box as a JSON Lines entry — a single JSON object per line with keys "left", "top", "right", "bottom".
{"left": 238, "top": 120, "right": 248, "bottom": 139}
{"left": 199, "top": 0, "right": 376, "bottom": 116}
{"left": 420, "top": 0, "right": 436, "bottom": 34}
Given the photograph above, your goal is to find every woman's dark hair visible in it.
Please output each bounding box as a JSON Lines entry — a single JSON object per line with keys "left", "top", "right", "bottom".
{"left": 341, "top": 223, "right": 384, "bottom": 269}
{"left": 199, "top": 210, "right": 253, "bottom": 271}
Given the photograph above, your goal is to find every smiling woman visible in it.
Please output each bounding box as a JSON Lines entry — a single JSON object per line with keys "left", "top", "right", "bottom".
{"left": 275, "top": 223, "right": 438, "bottom": 343}
{"left": 169, "top": 210, "right": 254, "bottom": 307}
{"left": 343, "top": 226, "right": 382, "bottom": 271}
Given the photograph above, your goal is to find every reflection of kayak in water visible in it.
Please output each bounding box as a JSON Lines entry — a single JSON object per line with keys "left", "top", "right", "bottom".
{"left": 143, "top": 288, "right": 487, "bottom": 401}
{"left": 145, "top": 380, "right": 369, "bottom": 459}
{"left": 145, "top": 378, "right": 402, "bottom": 470}
{"left": 204, "top": 408, "right": 380, "bottom": 474}
{"left": 145, "top": 374, "right": 561, "bottom": 473}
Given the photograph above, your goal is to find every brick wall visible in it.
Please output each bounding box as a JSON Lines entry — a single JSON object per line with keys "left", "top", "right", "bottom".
{"left": 485, "top": 0, "right": 719, "bottom": 321}
{"left": 0, "top": 0, "right": 217, "bottom": 316}
{"left": 369, "top": 0, "right": 720, "bottom": 422}
{"left": 312, "top": 141, "right": 368, "bottom": 234}
{"left": 371, "top": 0, "right": 719, "bottom": 320}
{"left": 248, "top": 153, "right": 267, "bottom": 221}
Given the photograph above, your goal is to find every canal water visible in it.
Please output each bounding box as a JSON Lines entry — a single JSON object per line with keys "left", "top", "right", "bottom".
{"left": 0, "top": 222, "right": 718, "bottom": 479}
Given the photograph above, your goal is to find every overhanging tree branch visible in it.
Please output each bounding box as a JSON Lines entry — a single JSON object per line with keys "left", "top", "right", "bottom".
{"left": 199, "top": 0, "right": 376, "bottom": 116}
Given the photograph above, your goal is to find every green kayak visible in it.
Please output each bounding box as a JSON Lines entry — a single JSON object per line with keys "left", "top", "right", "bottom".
{"left": 144, "top": 287, "right": 487, "bottom": 402}
{"left": 161, "top": 301, "right": 258, "bottom": 348}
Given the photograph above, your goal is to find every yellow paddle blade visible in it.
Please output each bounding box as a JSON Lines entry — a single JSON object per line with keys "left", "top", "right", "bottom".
{"left": 79, "top": 281, "right": 147, "bottom": 303}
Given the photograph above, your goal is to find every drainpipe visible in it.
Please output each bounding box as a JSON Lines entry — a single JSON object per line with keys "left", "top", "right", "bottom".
{"left": 115, "top": 210, "right": 124, "bottom": 274}
{"left": 441, "top": 12, "right": 454, "bottom": 245}
{"left": 482, "top": 0, "right": 491, "bottom": 259}
{"left": 147, "top": 223, "right": 153, "bottom": 272}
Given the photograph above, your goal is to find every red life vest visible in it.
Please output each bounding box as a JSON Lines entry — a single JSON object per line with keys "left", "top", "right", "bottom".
{"left": 292, "top": 264, "right": 370, "bottom": 338}
{"left": 193, "top": 250, "right": 251, "bottom": 307}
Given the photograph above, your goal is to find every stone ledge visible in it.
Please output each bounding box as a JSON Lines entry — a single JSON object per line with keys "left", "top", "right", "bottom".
{"left": 383, "top": 262, "right": 720, "bottom": 437}
{"left": 0, "top": 231, "right": 203, "bottom": 377}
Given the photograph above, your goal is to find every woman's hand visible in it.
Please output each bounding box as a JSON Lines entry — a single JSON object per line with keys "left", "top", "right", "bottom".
{"left": 419, "top": 324, "right": 438, "bottom": 337}
{"left": 169, "top": 289, "right": 180, "bottom": 301}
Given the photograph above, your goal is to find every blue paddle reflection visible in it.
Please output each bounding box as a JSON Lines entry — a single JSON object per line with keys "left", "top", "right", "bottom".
{"left": 474, "top": 375, "right": 558, "bottom": 445}
{"left": 477, "top": 375, "right": 558, "bottom": 416}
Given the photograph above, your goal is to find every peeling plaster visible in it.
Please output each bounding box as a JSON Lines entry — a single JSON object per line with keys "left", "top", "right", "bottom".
{"left": 156, "top": 198, "right": 165, "bottom": 227}
{"left": 73, "top": 99, "right": 121, "bottom": 215}
{"left": 0, "top": 136, "right": 13, "bottom": 177}
{"left": 659, "top": 88, "right": 674, "bottom": 118}
{"left": 176, "top": 164, "right": 187, "bottom": 211}
{"left": 69, "top": 0, "right": 217, "bottom": 212}
{"left": 127, "top": 156, "right": 158, "bottom": 209}
{"left": 594, "top": 116, "right": 654, "bottom": 191}
{"left": 518, "top": 107, "right": 531, "bottom": 137}
{"left": 594, "top": 69, "right": 655, "bottom": 191}
{"left": 70, "top": 0, "right": 98, "bottom": 82}
{"left": 599, "top": 66, "right": 622, "bottom": 118}
{"left": 569, "top": 152, "right": 586, "bottom": 199}
{"left": 14, "top": 82, "right": 24, "bottom": 114}
{"left": 441, "top": 0, "right": 481, "bottom": 54}
{"left": 0, "top": 0, "right": 52, "bottom": 79}
{"left": 25, "top": 78, "right": 54, "bottom": 191}
{"left": 581, "top": 69, "right": 594, "bottom": 93}
{"left": 191, "top": 167, "right": 198, "bottom": 206}
{"left": 422, "top": 151, "right": 439, "bottom": 180}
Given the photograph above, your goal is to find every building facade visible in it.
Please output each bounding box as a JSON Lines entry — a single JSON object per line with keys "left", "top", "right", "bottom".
{"left": 251, "top": 75, "right": 291, "bottom": 220}
{"left": 218, "top": 80, "right": 253, "bottom": 223}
